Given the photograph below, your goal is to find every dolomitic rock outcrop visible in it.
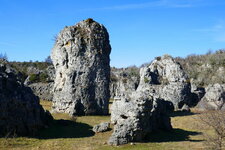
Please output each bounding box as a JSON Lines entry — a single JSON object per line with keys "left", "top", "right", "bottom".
{"left": 0, "top": 63, "right": 52, "bottom": 136}
{"left": 110, "top": 67, "right": 139, "bottom": 99}
{"left": 51, "top": 18, "right": 111, "bottom": 115}
{"left": 24, "top": 65, "right": 55, "bottom": 101}
{"left": 108, "top": 91, "right": 172, "bottom": 145}
{"left": 197, "top": 84, "right": 225, "bottom": 110}
{"left": 137, "top": 55, "right": 192, "bottom": 109}
{"left": 28, "top": 82, "right": 54, "bottom": 101}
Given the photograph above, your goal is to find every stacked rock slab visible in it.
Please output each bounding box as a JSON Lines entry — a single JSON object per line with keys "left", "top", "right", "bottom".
{"left": 137, "top": 55, "right": 191, "bottom": 110}
{"left": 51, "top": 18, "right": 111, "bottom": 115}
{"left": 0, "top": 63, "right": 52, "bottom": 136}
{"left": 197, "top": 84, "right": 225, "bottom": 110}
{"left": 108, "top": 91, "right": 172, "bottom": 145}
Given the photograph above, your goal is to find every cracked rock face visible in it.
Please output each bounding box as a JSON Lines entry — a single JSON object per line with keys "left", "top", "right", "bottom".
{"left": 197, "top": 84, "right": 225, "bottom": 110}
{"left": 28, "top": 82, "right": 54, "bottom": 101}
{"left": 108, "top": 91, "right": 172, "bottom": 145}
{"left": 137, "top": 55, "right": 192, "bottom": 109}
{"left": 51, "top": 19, "right": 111, "bottom": 116}
{"left": 0, "top": 64, "right": 52, "bottom": 136}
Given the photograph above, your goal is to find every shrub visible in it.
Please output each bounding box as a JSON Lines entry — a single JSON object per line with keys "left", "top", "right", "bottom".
{"left": 144, "top": 77, "right": 150, "bottom": 83}
{"left": 122, "top": 78, "right": 127, "bottom": 84}
{"left": 198, "top": 110, "right": 225, "bottom": 150}
{"left": 29, "top": 74, "right": 39, "bottom": 83}
{"left": 110, "top": 74, "right": 118, "bottom": 82}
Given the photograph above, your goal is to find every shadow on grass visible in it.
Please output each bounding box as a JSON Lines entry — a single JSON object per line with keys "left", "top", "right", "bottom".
{"left": 169, "top": 111, "right": 197, "bottom": 117}
{"left": 144, "top": 128, "right": 202, "bottom": 143}
{"left": 36, "top": 119, "right": 94, "bottom": 139}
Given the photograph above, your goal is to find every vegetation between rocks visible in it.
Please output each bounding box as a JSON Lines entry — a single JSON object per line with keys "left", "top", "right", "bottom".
{"left": 0, "top": 100, "right": 222, "bottom": 150}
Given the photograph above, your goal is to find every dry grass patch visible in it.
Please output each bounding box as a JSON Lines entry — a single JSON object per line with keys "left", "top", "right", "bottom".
{"left": 0, "top": 101, "right": 218, "bottom": 150}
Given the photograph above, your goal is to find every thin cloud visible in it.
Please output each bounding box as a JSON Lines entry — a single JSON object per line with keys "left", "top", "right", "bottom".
{"left": 194, "top": 21, "right": 225, "bottom": 42}
{"left": 0, "top": 41, "right": 16, "bottom": 47}
{"left": 82, "top": 0, "right": 195, "bottom": 11}
{"left": 193, "top": 22, "right": 225, "bottom": 32}
{"left": 215, "top": 34, "right": 225, "bottom": 42}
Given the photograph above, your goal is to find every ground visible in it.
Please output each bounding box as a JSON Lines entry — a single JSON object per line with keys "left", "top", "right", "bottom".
{"left": 0, "top": 100, "right": 213, "bottom": 150}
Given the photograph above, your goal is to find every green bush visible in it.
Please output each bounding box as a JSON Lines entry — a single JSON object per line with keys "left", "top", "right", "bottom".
{"left": 29, "top": 74, "right": 39, "bottom": 83}
{"left": 29, "top": 73, "right": 49, "bottom": 83}
{"left": 175, "top": 49, "right": 225, "bottom": 87}
{"left": 144, "top": 77, "right": 150, "bottom": 83}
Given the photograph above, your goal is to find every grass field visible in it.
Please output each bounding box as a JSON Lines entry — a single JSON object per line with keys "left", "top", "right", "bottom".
{"left": 0, "top": 100, "right": 213, "bottom": 150}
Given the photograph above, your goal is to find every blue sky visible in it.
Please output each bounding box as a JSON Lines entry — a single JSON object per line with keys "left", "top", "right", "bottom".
{"left": 0, "top": 0, "right": 225, "bottom": 67}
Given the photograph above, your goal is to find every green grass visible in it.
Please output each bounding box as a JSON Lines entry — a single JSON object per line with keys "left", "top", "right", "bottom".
{"left": 0, "top": 100, "right": 209, "bottom": 150}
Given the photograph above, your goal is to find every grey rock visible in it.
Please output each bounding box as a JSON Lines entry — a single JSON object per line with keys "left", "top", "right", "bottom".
{"left": 110, "top": 67, "right": 139, "bottom": 99}
{"left": 24, "top": 65, "right": 55, "bottom": 85}
{"left": 108, "top": 91, "right": 172, "bottom": 145}
{"left": 197, "top": 84, "right": 225, "bottom": 110}
{"left": 51, "top": 18, "right": 111, "bottom": 115}
{"left": 189, "top": 80, "right": 205, "bottom": 107}
{"left": 0, "top": 64, "right": 52, "bottom": 136}
{"left": 93, "top": 122, "right": 110, "bottom": 133}
{"left": 28, "top": 82, "right": 54, "bottom": 101}
{"left": 24, "top": 65, "right": 55, "bottom": 101}
{"left": 46, "top": 65, "right": 55, "bottom": 82}
{"left": 181, "top": 104, "right": 190, "bottom": 112}
{"left": 137, "top": 55, "right": 192, "bottom": 110}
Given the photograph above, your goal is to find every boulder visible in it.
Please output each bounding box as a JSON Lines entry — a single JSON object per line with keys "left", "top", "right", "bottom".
{"left": 197, "top": 84, "right": 225, "bottom": 110}
{"left": 93, "top": 122, "right": 110, "bottom": 133}
{"left": 137, "top": 55, "right": 192, "bottom": 110}
{"left": 51, "top": 18, "right": 111, "bottom": 115}
{"left": 0, "top": 64, "right": 52, "bottom": 136}
{"left": 108, "top": 91, "right": 172, "bottom": 145}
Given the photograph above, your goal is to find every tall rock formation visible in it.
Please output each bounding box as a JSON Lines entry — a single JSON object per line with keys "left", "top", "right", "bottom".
{"left": 51, "top": 18, "right": 111, "bottom": 115}
{"left": 137, "top": 55, "right": 192, "bottom": 109}
{"left": 0, "top": 63, "right": 52, "bottom": 136}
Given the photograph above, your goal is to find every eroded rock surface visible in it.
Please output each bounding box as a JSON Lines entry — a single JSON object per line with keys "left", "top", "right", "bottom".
{"left": 24, "top": 65, "right": 55, "bottom": 101}
{"left": 51, "top": 18, "right": 111, "bottom": 115}
{"left": 93, "top": 122, "right": 110, "bottom": 133}
{"left": 197, "top": 83, "right": 225, "bottom": 110}
{"left": 137, "top": 55, "right": 192, "bottom": 109}
{"left": 0, "top": 63, "right": 52, "bottom": 136}
{"left": 108, "top": 91, "right": 172, "bottom": 145}
{"left": 28, "top": 82, "right": 54, "bottom": 101}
